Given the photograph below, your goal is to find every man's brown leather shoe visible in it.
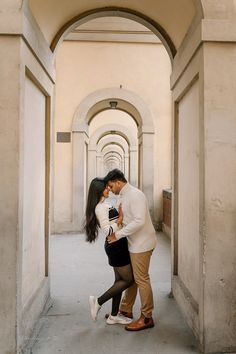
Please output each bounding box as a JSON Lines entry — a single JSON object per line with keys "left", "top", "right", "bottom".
{"left": 125, "top": 314, "right": 154, "bottom": 331}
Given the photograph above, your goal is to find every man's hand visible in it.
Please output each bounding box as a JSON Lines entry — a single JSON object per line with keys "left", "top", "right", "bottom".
{"left": 116, "top": 204, "right": 123, "bottom": 226}
{"left": 107, "top": 233, "right": 118, "bottom": 244}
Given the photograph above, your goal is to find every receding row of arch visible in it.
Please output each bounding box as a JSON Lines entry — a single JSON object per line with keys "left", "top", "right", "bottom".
{"left": 70, "top": 87, "right": 155, "bottom": 230}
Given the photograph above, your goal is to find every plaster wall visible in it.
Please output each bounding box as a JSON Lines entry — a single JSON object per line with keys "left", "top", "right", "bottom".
{"left": 89, "top": 110, "right": 137, "bottom": 136}
{"left": 0, "top": 35, "right": 20, "bottom": 354}
{"left": 53, "top": 39, "right": 171, "bottom": 231}
{"left": 0, "top": 33, "right": 52, "bottom": 354}
{"left": 172, "top": 46, "right": 203, "bottom": 348}
{"left": 17, "top": 38, "right": 53, "bottom": 352}
{"left": 178, "top": 79, "right": 200, "bottom": 304}
{"left": 172, "top": 38, "right": 236, "bottom": 353}
{"left": 202, "top": 42, "right": 236, "bottom": 353}
{"left": 202, "top": 0, "right": 236, "bottom": 19}
{"left": 2, "top": 2, "right": 236, "bottom": 353}
{"left": 21, "top": 76, "right": 46, "bottom": 307}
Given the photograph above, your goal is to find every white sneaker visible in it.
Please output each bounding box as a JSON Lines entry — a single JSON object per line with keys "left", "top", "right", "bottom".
{"left": 106, "top": 314, "right": 133, "bottom": 325}
{"left": 89, "top": 296, "right": 101, "bottom": 321}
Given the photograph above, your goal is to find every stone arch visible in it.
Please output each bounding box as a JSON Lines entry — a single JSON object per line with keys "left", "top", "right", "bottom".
{"left": 88, "top": 123, "right": 137, "bottom": 149}
{"left": 98, "top": 136, "right": 128, "bottom": 153}
{"left": 105, "top": 156, "right": 122, "bottom": 172}
{"left": 104, "top": 150, "right": 123, "bottom": 160}
{"left": 103, "top": 147, "right": 124, "bottom": 158}
{"left": 4, "top": 2, "right": 236, "bottom": 354}
{"left": 87, "top": 124, "right": 138, "bottom": 185}
{"left": 72, "top": 87, "right": 155, "bottom": 229}
{"left": 50, "top": 7, "right": 177, "bottom": 60}
{"left": 102, "top": 143, "right": 126, "bottom": 157}
{"left": 103, "top": 146, "right": 125, "bottom": 174}
{"left": 72, "top": 87, "right": 154, "bottom": 136}
{"left": 98, "top": 136, "right": 128, "bottom": 154}
{"left": 98, "top": 135, "right": 130, "bottom": 178}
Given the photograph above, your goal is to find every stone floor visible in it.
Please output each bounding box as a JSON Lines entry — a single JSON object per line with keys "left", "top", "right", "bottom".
{"left": 25, "top": 232, "right": 201, "bottom": 354}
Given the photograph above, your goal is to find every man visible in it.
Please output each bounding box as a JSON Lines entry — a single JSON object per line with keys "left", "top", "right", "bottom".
{"left": 104, "top": 169, "right": 157, "bottom": 331}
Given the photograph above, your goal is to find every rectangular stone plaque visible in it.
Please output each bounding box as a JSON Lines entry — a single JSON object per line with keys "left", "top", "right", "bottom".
{"left": 57, "top": 132, "right": 71, "bottom": 143}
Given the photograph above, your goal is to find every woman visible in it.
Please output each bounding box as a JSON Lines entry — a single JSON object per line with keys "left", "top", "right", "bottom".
{"left": 85, "top": 177, "right": 134, "bottom": 325}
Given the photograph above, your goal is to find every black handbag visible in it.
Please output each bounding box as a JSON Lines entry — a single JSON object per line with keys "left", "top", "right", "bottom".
{"left": 108, "top": 207, "right": 119, "bottom": 221}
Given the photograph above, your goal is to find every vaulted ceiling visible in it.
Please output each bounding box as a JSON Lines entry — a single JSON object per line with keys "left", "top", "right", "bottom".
{"left": 29, "top": 0, "right": 200, "bottom": 55}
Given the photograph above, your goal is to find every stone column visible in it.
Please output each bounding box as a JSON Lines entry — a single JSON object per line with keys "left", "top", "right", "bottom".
{"left": 96, "top": 152, "right": 104, "bottom": 177}
{"left": 139, "top": 132, "right": 154, "bottom": 219}
{"left": 200, "top": 42, "right": 236, "bottom": 353}
{"left": 171, "top": 35, "right": 236, "bottom": 353}
{"left": 0, "top": 2, "right": 55, "bottom": 352}
{"left": 129, "top": 146, "right": 138, "bottom": 187}
{"left": 72, "top": 131, "right": 88, "bottom": 231}
{"left": 124, "top": 154, "right": 129, "bottom": 180}
{"left": 87, "top": 148, "right": 96, "bottom": 184}
{"left": 0, "top": 35, "right": 20, "bottom": 354}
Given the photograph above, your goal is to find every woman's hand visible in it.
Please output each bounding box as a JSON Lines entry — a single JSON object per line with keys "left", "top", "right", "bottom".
{"left": 107, "top": 233, "right": 118, "bottom": 243}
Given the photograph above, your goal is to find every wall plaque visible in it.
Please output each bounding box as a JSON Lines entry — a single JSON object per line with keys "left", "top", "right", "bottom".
{"left": 57, "top": 132, "right": 71, "bottom": 143}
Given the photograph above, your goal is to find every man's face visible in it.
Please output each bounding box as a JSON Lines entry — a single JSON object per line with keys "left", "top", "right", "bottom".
{"left": 107, "top": 180, "right": 121, "bottom": 195}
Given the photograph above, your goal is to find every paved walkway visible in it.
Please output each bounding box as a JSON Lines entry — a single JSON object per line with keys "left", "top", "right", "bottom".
{"left": 26, "top": 232, "right": 200, "bottom": 354}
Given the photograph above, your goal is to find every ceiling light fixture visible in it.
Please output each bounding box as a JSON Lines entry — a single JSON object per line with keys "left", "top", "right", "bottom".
{"left": 109, "top": 101, "right": 118, "bottom": 109}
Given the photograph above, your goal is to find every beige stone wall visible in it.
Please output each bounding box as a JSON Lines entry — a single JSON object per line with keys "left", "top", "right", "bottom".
{"left": 0, "top": 35, "right": 20, "bottom": 354}
{"left": 53, "top": 39, "right": 172, "bottom": 231}
{"left": 21, "top": 76, "right": 46, "bottom": 307}
{"left": 171, "top": 45, "right": 204, "bottom": 345}
{"left": 178, "top": 79, "right": 200, "bottom": 304}
{"left": 202, "top": 42, "right": 236, "bottom": 353}
{"left": 17, "top": 37, "right": 53, "bottom": 351}
{"left": 2, "top": 2, "right": 236, "bottom": 353}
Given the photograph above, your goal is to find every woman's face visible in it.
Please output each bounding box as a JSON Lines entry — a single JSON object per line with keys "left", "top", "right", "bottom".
{"left": 102, "top": 185, "right": 110, "bottom": 198}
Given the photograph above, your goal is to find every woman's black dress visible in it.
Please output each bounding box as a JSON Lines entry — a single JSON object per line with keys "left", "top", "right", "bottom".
{"left": 104, "top": 207, "right": 130, "bottom": 267}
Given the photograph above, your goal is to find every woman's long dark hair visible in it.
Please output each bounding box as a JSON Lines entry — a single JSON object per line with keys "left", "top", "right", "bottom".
{"left": 85, "top": 177, "right": 106, "bottom": 243}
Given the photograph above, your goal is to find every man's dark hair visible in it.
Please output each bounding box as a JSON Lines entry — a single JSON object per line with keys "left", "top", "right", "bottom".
{"left": 104, "top": 169, "right": 127, "bottom": 183}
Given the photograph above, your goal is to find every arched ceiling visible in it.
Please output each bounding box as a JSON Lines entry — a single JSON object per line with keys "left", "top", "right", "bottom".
{"left": 98, "top": 135, "right": 128, "bottom": 153}
{"left": 28, "top": 0, "right": 199, "bottom": 54}
{"left": 103, "top": 144, "right": 124, "bottom": 156}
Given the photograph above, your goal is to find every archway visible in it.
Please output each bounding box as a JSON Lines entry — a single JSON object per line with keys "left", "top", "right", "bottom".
{"left": 89, "top": 125, "right": 136, "bottom": 183}
{"left": 50, "top": 7, "right": 177, "bottom": 60}
{"left": 71, "top": 88, "right": 155, "bottom": 231}
{"left": 3, "top": 2, "right": 236, "bottom": 353}
{"left": 98, "top": 135, "right": 129, "bottom": 178}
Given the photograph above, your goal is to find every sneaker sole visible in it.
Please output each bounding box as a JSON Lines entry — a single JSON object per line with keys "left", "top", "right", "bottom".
{"left": 89, "top": 296, "right": 96, "bottom": 321}
{"left": 107, "top": 320, "right": 132, "bottom": 325}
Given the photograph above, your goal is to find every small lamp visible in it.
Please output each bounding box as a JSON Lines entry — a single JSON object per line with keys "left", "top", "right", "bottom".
{"left": 109, "top": 101, "right": 118, "bottom": 109}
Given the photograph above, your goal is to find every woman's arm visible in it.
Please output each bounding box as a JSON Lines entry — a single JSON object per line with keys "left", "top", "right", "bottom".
{"left": 95, "top": 204, "right": 119, "bottom": 236}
